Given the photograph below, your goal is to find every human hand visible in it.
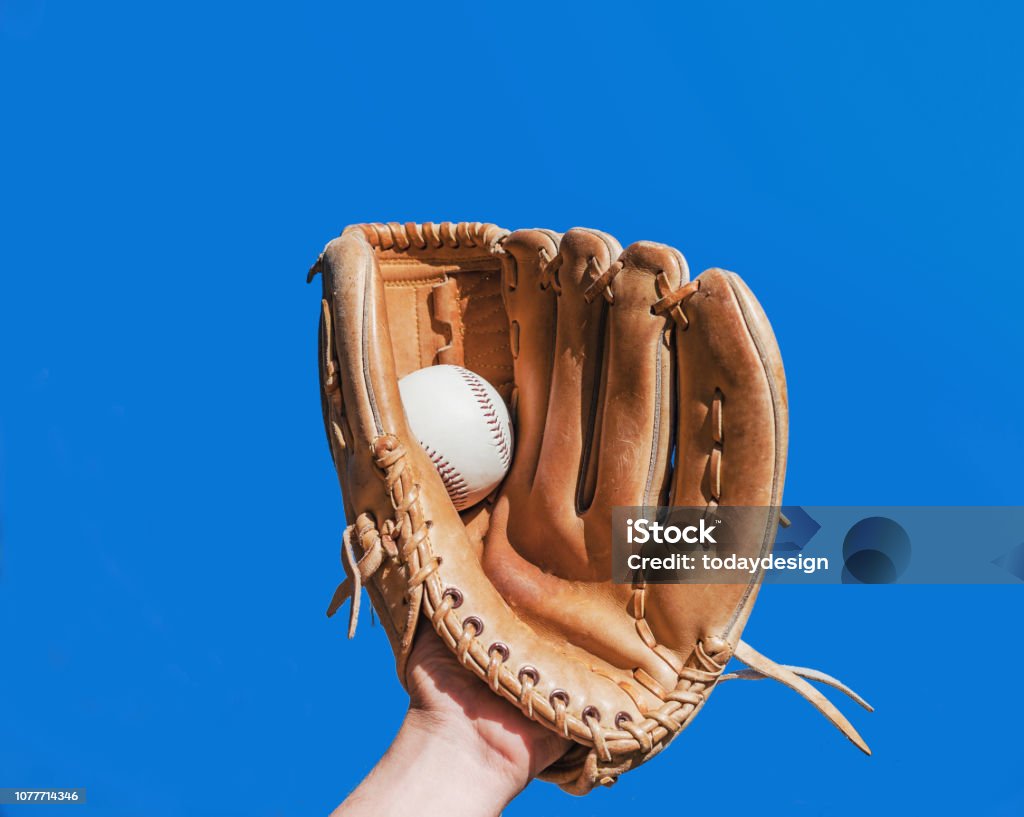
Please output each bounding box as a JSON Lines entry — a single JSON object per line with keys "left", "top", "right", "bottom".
{"left": 331, "top": 630, "right": 570, "bottom": 817}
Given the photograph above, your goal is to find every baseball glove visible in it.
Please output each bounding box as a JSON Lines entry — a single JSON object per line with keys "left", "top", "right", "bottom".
{"left": 309, "top": 221, "right": 870, "bottom": 794}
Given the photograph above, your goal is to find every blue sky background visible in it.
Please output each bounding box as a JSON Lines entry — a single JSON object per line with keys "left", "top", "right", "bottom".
{"left": 2, "top": 1, "right": 1022, "bottom": 814}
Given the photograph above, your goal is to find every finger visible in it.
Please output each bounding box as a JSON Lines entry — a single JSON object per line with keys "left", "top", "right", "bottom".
{"left": 669, "top": 268, "right": 787, "bottom": 513}
{"left": 584, "top": 242, "right": 686, "bottom": 527}
{"left": 646, "top": 268, "right": 788, "bottom": 652}
{"left": 529, "top": 228, "right": 621, "bottom": 567}
{"left": 499, "top": 229, "right": 560, "bottom": 489}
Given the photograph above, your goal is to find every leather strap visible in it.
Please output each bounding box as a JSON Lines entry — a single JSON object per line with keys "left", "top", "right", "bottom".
{"left": 732, "top": 640, "right": 872, "bottom": 755}
{"left": 326, "top": 520, "right": 386, "bottom": 638}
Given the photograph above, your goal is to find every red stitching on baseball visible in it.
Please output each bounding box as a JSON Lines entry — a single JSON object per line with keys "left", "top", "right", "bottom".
{"left": 456, "top": 368, "right": 512, "bottom": 470}
{"left": 422, "top": 443, "right": 470, "bottom": 507}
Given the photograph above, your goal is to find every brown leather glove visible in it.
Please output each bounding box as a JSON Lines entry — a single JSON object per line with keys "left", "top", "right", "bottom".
{"left": 310, "top": 221, "right": 870, "bottom": 794}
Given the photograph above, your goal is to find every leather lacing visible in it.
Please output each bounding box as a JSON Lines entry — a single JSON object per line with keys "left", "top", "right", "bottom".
{"left": 326, "top": 515, "right": 391, "bottom": 638}
{"left": 583, "top": 258, "right": 623, "bottom": 304}
{"left": 357, "top": 221, "right": 508, "bottom": 253}
{"left": 653, "top": 277, "right": 701, "bottom": 328}
{"left": 307, "top": 221, "right": 510, "bottom": 283}
{"left": 537, "top": 246, "right": 561, "bottom": 293}
{"left": 578, "top": 259, "right": 700, "bottom": 316}
{"left": 326, "top": 434, "right": 873, "bottom": 783}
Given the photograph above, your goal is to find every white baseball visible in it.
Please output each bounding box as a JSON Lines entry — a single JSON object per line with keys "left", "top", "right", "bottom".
{"left": 398, "top": 364, "right": 514, "bottom": 511}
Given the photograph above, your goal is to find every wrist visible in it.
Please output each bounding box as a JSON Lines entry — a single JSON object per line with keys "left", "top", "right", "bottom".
{"left": 333, "top": 707, "right": 534, "bottom": 817}
{"left": 333, "top": 632, "right": 572, "bottom": 817}
{"left": 401, "top": 707, "right": 529, "bottom": 808}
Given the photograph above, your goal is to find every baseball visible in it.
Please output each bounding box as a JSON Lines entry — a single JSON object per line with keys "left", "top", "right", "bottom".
{"left": 398, "top": 364, "right": 514, "bottom": 511}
